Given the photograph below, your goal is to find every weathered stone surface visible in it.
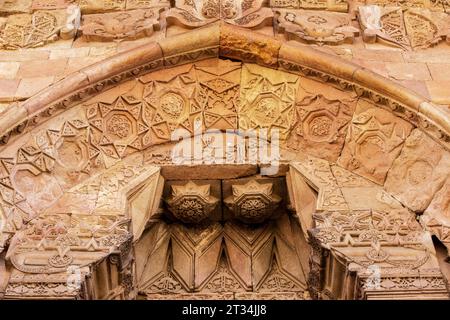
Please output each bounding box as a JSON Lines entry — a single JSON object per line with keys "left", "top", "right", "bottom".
{"left": 277, "top": 9, "right": 359, "bottom": 45}
{"left": 287, "top": 94, "right": 355, "bottom": 162}
{"left": 338, "top": 99, "right": 414, "bottom": 185}
{"left": 425, "top": 177, "right": 450, "bottom": 219}
{"left": 0, "top": 6, "right": 80, "bottom": 49}
{"left": 239, "top": 63, "right": 298, "bottom": 140}
{"left": 79, "top": 0, "right": 125, "bottom": 13}
{"left": 81, "top": 9, "right": 162, "bottom": 42}
{"left": 385, "top": 129, "right": 450, "bottom": 212}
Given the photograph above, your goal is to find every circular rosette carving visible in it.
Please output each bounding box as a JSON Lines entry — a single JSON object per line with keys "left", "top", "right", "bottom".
{"left": 166, "top": 181, "right": 218, "bottom": 224}
{"left": 225, "top": 180, "right": 281, "bottom": 224}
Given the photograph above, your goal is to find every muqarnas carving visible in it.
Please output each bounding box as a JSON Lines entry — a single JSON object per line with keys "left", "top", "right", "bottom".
{"left": 224, "top": 180, "right": 282, "bottom": 223}
{"left": 165, "top": 181, "right": 219, "bottom": 223}
{"left": 269, "top": 0, "right": 349, "bottom": 12}
{"left": 0, "top": 5, "right": 80, "bottom": 49}
{"left": 166, "top": 0, "right": 273, "bottom": 29}
{"left": 358, "top": 5, "right": 449, "bottom": 50}
{"left": 277, "top": 9, "right": 359, "bottom": 45}
{"left": 81, "top": 8, "right": 164, "bottom": 41}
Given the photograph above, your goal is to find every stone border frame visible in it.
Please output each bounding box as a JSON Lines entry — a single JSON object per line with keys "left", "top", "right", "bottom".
{"left": 0, "top": 23, "right": 448, "bottom": 152}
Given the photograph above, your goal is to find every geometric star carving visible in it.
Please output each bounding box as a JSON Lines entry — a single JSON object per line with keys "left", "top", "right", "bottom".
{"left": 86, "top": 95, "right": 151, "bottom": 161}
{"left": 224, "top": 180, "right": 281, "bottom": 224}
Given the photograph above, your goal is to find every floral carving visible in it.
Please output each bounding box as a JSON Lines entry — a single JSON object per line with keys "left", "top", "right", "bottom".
{"left": 166, "top": 0, "right": 273, "bottom": 29}
{"left": 0, "top": 6, "right": 80, "bottom": 49}
{"left": 81, "top": 8, "right": 163, "bottom": 42}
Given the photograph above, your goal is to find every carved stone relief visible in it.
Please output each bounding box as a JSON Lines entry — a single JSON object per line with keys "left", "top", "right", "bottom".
{"left": 165, "top": 181, "right": 219, "bottom": 223}
{"left": 224, "top": 179, "right": 282, "bottom": 223}
{"left": 137, "top": 215, "right": 308, "bottom": 299}
{"left": 81, "top": 8, "right": 164, "bottom": 41}
{"left": 358, "top": 5, "right": 449, "bottom": 49}
{"left": 239, "top": 64, "right": 299, "bottom": 140}
{"left": 166, "top": 0, "right": 273, "bottom": 29}
{"left": 277, "top": 9, "right": 359, "bottom": 45}
{"left": 385, "top": 129, "right": 450, "bottom": 213}
{"left": 0, "top": 6, "right": 80, "bottom": 49}
{"left": 338, "top": 99, "right": 413, "bottom": 185}
{"left": 287, "top": 94, "right": 355, "bottom": 162}
{"left": 269, "top": 0, "right": 349, "bottom": 12}
{"left": 79, "top": 0, "right": 126, "bottom": 13}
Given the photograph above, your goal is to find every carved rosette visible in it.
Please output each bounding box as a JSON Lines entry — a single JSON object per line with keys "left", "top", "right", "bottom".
{"left": 166, "top": 181, "right": 219, "bottom": 223}
{"left": 224, "top": 180, "right": 281, "bottom": 223}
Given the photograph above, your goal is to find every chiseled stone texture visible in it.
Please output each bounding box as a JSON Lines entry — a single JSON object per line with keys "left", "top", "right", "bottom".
{"left": 385, "top": 129, "right": 450, "bottom": 213}
{"left": 425, "top": 177, "right": 450, "bottom": 219}
{"left": 338, "top": 99, "right": 414, "bottom": 185}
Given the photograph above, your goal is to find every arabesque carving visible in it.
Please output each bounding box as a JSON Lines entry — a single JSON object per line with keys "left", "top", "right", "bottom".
{"left": 358, "top": 5, "right": 449, "bottom": 49}
{"left": 0, "top": 5, "right": 80, "bottom": 49}
{"left": 166, "top": 0, "right": 273, "bottom": 29}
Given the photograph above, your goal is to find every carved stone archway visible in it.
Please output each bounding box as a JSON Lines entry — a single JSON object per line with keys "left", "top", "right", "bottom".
{"left": 0, "top": 23, "right": 449, "bottom": 300}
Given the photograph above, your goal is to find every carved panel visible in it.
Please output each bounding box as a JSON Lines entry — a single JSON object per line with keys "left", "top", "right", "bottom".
{"left": 224, "top": 180, "right": 282, "bottom": 223}
{"left": 165, "top": 181, "right": 219, "bottom": 223}
{"left": 31, "top": 0, "right": 79, "bottom": 10}
{"left": 338, "top": 99, "right": 413, "bottom": 185}
{"left": 0, "top": 7, "right": 80, "bottom": 49}
{"left": 277, "top": 9, "right": 359, "bottom": 45}
{"left": 126, "top": 0, "right": 170, "bottom": 9}
{"left": 79, "top": 0, "right": 126, "bottom": 13}
{"left": 239, "top": 64, "right": 299, "bottom": 140}
{"left": 0, "top": 0, "right": 32, "bottom": 14}
{"left": 358, "top": 5, "right": 448, "bottom": 49}
{"left": 195, "top": 60, "right": 241, "bottom": 131}
{"left": 166, "top": 0, "right": 273, "bottom": 29}
{"left": 287, "top": 94, "right": 355, "bottom": 162}
{"left": 81, "top": 9, "right": 163, "bottom": 42}
{"left": 385, "top": 129, "right": 450, "bottom": 213}
{"left": 87, "top": 95, "right": 152, "bottom": 164}
{"left": 269, "top": 0, "right": 348, "bottom": 12}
